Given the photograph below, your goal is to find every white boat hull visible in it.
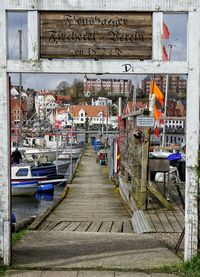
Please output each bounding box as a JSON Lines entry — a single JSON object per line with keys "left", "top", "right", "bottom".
{"left": 22, "top": 148, "right": 63, "bottom": 162}
{"left": 12, "top": 181, "right": 38, "bottom": 196}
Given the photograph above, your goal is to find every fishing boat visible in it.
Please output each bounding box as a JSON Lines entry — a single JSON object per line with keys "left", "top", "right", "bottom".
{"left": 11, "top": 163, "right": 68, "bottom": 196}
{"left": 37, "top": 183, "right": 54, "bottom": 192}
{"left": 12, "top": 180, "right": 39, "bottom": 196}
{"left": 12, "top": 163, "right": 56, "bottom": 182}
{"left": 22, "top": 147, "right": 64, "bottom": 162}
{"left": 58, "top": 143, "right": 82, "bottom": 160}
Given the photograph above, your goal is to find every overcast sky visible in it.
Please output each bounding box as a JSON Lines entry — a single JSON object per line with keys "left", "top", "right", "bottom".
{"left": 8, "top": 12, "right": 187, "bottom": 90}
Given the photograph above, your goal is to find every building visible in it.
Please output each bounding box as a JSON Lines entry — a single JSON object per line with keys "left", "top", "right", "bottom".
{"left": 141, "top": 75, "right": 186, "bottom": 96}
{"left": 165, "top": 116, "right": 185, "bottom": 129}
{"left": 123, "top": 101, "right": 148, "bottom": 114}
{"left": 91, "top": 97, "right": 112, "bottom": 106}
{"left": 83, "top": 75, "right": 132, "bottom": 97}
{"left": 10, "top": 98, "right": 27, "bottom": 144}
{"left": 57, "top": 104, "right": 117, "bottom": 128}
{"left": 55, "top": 95, "right": 71, "bottom": 106}
{"left": 35, "top": 90, "right": 57, "bottom": 120}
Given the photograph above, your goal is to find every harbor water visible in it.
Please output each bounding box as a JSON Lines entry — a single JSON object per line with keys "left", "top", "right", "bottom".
{"left": 12, "top": 160, "right": 77, "bottom": 222}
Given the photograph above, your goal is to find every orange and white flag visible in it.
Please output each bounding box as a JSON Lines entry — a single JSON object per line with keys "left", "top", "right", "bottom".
{"left": 154, "top": 106, "right": 162, "bottom": 120}
{"left": 150, "top": 80, "right": 164, "bottom": 106}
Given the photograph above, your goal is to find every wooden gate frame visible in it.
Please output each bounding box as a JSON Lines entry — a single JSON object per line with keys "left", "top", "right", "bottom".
{"left": 0, "top": 0, "right": 199, "bottom": 264}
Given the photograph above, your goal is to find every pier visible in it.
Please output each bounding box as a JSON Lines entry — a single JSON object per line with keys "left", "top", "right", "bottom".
{"left": 11, "top": 145, "right": 180, "bottom": 274}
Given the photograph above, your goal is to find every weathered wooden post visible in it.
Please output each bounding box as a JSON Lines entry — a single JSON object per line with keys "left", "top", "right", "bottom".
{"left": 184, "top": 10, "right": 200, "bottom": 261}
{"left": 0, "top": 8, "right": 11, "bottom": 265}
{"left": 139, "top": 127, "right": 149, "bottom": 210}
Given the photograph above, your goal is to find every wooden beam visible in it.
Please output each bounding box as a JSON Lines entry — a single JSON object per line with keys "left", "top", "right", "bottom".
{"left": 148, "top": 182, "right": 174, "bottom": 211}
{"left": 7, "top": 60, "right": 189, "bottom": 75}
{"left": 28, "top": 11, "right": 39, "bottom": 60}
{"left": 152, "top": 12, "right": 163, "bottom": 61}
{"left": 2, "top": 0, "right": 200, "bottom": 12}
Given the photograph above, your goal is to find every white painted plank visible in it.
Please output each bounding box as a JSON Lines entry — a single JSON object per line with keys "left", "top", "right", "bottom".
{"left": 7, "top": 60, "right": 188, "bottom": 75}
{"left": 152, "top": 12, "right": 163, "bottom": 61}
{"left": 0, "top": 8, "right": 11, "bottom": 265}
{"left": 28, "top": 11, "right": 39, "bottom": 60}
{"left": 2, "top": 0, "right": 200, "bottom": 12}
{"left": 184, "top": 11, "right": 200, "bottom": 261}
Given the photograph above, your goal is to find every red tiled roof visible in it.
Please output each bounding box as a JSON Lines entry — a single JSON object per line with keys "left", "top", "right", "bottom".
{"left": 124, "top": 101, "right": 147, "bottom": 114}
{"left": 55, "top": 95, "right": 71, "bottom": 101}
{"left": 57, "top": 105, "right": 108, "bottom": 117}
{"left": 11, "top": 99, "right": 27, "bottom": 112}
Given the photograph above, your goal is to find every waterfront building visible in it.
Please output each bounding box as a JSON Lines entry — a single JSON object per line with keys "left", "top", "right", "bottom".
{"left": 57, "top": 104, "right": 117, "bottom": 128}
{"left": 83, "top": 75, "right": 132, "bottom": 97}
{"left": 141, "top": 75, "right": 186, "bottom": 96}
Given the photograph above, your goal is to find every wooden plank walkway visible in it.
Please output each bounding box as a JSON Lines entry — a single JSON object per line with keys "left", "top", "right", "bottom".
{"left": 145, "top": 181, "right": 185, "bottom": 233}
{"left": 37, "top": 146, "right": 133, "bottom": 233}
{"left": 12, "top": 145, "right": 181, "bottom": 270}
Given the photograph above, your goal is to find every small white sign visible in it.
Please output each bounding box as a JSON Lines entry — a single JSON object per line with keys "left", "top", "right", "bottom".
{"left": 136, "top": 116, "right": 155, "bottom": 127}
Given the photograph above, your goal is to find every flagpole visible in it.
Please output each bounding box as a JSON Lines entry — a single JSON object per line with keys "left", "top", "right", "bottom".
{"left": 161, "top": 74, "right": 169, "bottom": 146}
{"left": 161, "top": 44, "right": 173, "bottom": 147}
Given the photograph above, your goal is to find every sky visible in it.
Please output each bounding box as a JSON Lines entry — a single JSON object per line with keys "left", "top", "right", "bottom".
{"left": 8, "top": 12, "right": 187, "bottom": 91}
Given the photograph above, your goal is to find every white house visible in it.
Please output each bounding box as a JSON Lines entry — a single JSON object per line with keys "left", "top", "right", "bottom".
{"left": 56, "top": 105, "right": 117, "bottom": 128}
{"left": 35, "top": 91, "right": 57, "bottom": 120}
{"left": 91, "top": 97, "right": 112, "bottom": 106}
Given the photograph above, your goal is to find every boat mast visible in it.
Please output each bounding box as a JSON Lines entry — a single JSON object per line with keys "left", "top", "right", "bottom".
{"left": 18, "top": 29, "right": 23, "bottom": 143}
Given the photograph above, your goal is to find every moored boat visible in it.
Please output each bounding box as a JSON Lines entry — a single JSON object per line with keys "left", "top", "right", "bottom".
{"left": 58, "top": 143, "right": 82, "bottom": 160}
{"left": 12, "top": 180, "right": 39, "bottom": 196}
{"left": 12, "top": 163, "right": 53, "bottom": 183}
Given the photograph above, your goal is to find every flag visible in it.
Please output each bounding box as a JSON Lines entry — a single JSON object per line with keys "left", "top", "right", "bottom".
{"left": 163, "top": 46, "right": 169, "bottom": 61}
{"left": 150, "top": 80, "right": 164, "bottom": 106}
{"left": 154, "top": 106, "right": 162, "bottom": 120}
{"left": 117, "top": 115, "right": 121, "bottom": 127}
{"left": 163, "top": 22, "right": 170, "bottom": 39}
{"left": 54, "top": 120, "right": 62, "bottom": 129}
{"left": 154, "top": 126, "right": 160, "bottom": 137}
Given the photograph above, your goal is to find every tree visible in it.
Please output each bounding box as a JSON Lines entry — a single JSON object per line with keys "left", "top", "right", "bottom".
{"left": 56, "top": 81, "right": 70, "bottom": 95}
{"left": 71, "top": 79, "right": 84, "bottom": 98}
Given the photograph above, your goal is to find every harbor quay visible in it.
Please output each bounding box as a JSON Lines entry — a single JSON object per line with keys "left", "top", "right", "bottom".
{"left": 7, "top": 145, "right": 181, "bottom": 276}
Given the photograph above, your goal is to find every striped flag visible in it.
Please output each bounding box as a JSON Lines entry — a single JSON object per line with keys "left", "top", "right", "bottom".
{"left": 163, "top": 46, "right": 169, "bottom": 61}
{"left": 163, "top": 22, "right": 170, "bottom": 39}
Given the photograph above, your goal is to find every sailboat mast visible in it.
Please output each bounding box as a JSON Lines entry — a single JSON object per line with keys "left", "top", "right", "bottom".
{"left": 161, "top": 45, "right": 172, "bottom": 147}
{"left": 18, "top": 29, "right": 22, "bottom": 141}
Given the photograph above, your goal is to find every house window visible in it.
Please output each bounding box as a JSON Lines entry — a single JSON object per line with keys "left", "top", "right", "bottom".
{"left": 80, "top": 113, "right": 84, "bottom": 117}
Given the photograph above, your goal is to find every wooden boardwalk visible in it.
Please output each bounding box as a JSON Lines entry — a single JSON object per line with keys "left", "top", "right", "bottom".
{"left": 37, "top": 146, "right": 133, "bottom": 233}
{"left": 36, "top": 146, "right": 185, "bottom": 236}
{"left": 13, "top": 145, "right": 181, "bottom": 270}
{"left": 145, "top": 181, "right": 185, "bottom": 233}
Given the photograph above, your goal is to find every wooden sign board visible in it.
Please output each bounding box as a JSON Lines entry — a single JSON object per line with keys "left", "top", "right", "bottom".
{"left": 40, "top": 12, "right": 152, "bottom": 59}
